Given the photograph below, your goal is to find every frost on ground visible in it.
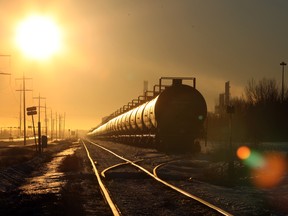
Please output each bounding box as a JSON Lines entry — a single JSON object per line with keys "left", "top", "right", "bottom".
{"left": 0, "top": 140, "right": 287, "bottom": 215}
{"left": 196, "top": 141, "right": 288, "bottom": 215}
{"left": 0, "top": 140, "right": 111, "bottom": 215}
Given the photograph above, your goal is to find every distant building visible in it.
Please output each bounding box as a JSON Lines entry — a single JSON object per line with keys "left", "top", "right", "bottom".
{"left": 215, "top": 81, "right": 230, "bottom": 115}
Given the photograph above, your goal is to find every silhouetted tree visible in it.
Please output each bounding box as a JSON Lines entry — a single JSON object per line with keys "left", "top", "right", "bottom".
{"left": 229, "top": 96, "right": 249, "bottom": 141}
{"left": 208, "top": 77, "right": 287, "bottom": 143}
{"left": 245, "top": 78, "right": 279, "bottom": 105}
{"left": 244, "top": 78, "right": 286, "bottom": 141}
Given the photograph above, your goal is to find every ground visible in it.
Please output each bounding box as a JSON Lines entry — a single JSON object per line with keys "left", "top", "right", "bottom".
{"left": 0, "top": 140, "right": 111, "bottom": 215}
{"left": 0, "top": 139, "right": 287, "bottom": 215}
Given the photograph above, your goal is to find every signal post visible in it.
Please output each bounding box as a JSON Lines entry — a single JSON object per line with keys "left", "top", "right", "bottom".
{"left": 27, "top": 106, "right": 39, "bottom": 152}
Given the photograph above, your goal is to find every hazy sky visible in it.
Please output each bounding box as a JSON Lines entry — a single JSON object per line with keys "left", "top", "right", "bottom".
{"left": 1, "top": 0, "right": 288, "bottom": 130}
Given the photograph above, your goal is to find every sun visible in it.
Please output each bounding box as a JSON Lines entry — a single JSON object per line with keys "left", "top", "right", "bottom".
{"left": 15, "top": 15, "right": 62, "bottom": 60}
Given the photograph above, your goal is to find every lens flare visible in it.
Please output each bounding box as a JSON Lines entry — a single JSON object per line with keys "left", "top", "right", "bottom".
{"left": 198, "top": 115, "right": 204, "bottom": 120}
{"left": 252, "top": 153, "right": 287, "bottom": 188}
{"left": 236, "top": 146, "right": 287, "bottom": 188}
{"left": 237, "top": 146, "right": 251, "bottom": 160}
{"left": 237, "top": 146, "right": 265, "bottom": 168}
{"left": 244, "top": 151, "right": 265, "bottom": 169}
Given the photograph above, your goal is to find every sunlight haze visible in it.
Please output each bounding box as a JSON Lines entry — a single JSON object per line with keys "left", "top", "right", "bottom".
{"left": 0, "top": 0, "right": 288, "bottom": 131}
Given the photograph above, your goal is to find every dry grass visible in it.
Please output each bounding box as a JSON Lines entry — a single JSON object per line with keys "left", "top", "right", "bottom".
{"left": 0, "top": 147, "right": 36, "bottom": 168}
{"left": 199, "top": 146, "right": 252, "bottom": 187}
{"left": 58, "top": 154, "right": 82, "bottom": 172}
{"left": 0, "top": 140, "right": 73, "bottom": 169}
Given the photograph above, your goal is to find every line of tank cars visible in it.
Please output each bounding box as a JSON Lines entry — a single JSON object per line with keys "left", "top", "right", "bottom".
{"left": 88, "top": 77, "right": 207, "bottom": 152}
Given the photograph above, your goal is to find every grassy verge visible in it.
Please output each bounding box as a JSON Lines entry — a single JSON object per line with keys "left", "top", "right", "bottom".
{"left": 0, "top": 147, "right": 36, "bottom": 168}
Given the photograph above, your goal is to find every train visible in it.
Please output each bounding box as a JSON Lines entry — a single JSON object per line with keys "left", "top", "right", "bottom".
{"left": 87, "top": 77, "right": 207, "bottom": 152}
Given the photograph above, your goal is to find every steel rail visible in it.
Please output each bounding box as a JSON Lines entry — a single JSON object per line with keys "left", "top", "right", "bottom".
{"left": 153, "top": 162, "right": 167, "bottom": 177}
{"left": 82, "top": 140, "right": 121, "bottom": 216}
{"left": 85, "top": 139, "right": 233, "bottom": 216}
{"left": 101, "top": 159, "right": 143, "bottom": 178}
{"left": 153, "top": 159, "right": 185, "bottom": 177}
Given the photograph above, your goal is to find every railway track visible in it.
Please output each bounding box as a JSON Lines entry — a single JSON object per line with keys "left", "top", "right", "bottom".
{"left": 81, "top": 139, "right": 233, "bottom": 216}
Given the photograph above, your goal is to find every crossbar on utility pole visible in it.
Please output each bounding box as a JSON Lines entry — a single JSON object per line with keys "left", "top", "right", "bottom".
{"left": 0, "top": 72, "right": 11, "bottom": 75}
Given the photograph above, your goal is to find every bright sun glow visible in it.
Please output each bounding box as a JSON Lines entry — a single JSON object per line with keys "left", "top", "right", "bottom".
{"left": 15, "top": 15, "right": 62, "bottom": 60}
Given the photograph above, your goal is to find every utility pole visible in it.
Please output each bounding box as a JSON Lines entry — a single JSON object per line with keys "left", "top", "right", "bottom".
{"left": 280, "top": 62, "right": 287, "bottom": 102}
{"left": 33, "top": 94, "right": 46, "bottom": 152}
{"left": 50, "top": 109, "right": 53, "bottom": 140}
{"left": 44, "top": 102, "right": 48, "bottom": 136}
{"left": 55, "top": 112, "right": 58, "bottom": 140}
{"left": 19, "top": 84, "right": 22, "bottom": 137}
{"left": 38, "top": 105, "right": 50, "bottom": 137}
{"left": 44, "top": 106, "right": 52, "bottom": 140}
{"left": 63, "top": 112, "right": 66, "bottom": 139}
{"left": 16, "top": 75, "right": 32, "bottom": 145}
{"left": 225, "top": 81, "right": 235, "bottom": 177}
{"left": 59, "top": 114, "right": 62, "bottom": 139}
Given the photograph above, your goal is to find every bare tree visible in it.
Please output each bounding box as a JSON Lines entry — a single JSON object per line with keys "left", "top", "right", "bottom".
{"left": 285, "top": 88, "right": 288, "bottom": 101}
{"left": 244, "top": 78, "right": 279, "bottom": 104}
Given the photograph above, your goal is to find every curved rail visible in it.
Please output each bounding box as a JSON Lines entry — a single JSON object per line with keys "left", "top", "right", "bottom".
{"left": 82, "top": 140, "right": 121, "bottom": 216}
{"left": 101, "top": 159, "right": 143, "bottom": 178}
{"left": 153, "top": 159, "right": 185, "bottom": 177}
{"left": 153, "top": 162, "right": 166, "bottom": 177}
{"left": 85, "top": 139, "right": 233, "bottom": 216}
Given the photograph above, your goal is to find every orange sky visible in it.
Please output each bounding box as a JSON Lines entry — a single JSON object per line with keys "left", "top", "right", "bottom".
{"left": 1, "top": 0, "right": 288, "bottom": 131}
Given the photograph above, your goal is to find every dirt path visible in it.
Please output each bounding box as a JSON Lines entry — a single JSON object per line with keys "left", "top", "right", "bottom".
{"left": 0, "top": 140, "right": 111, "bottom": 215}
